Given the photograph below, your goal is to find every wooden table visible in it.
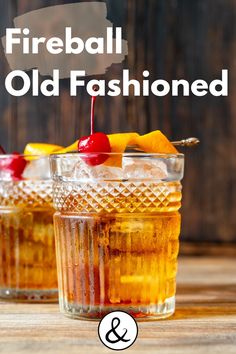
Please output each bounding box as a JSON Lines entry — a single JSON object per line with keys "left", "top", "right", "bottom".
{"left": 0, "top": 256, "right": 236, "bottom": 354}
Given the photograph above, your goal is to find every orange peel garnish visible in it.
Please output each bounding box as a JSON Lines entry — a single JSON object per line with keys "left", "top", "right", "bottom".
{"left": 135, "top": 130, "right": 178, "bottom": 154}
{"left": 104, "top": 132, "right": 140, "bottom": 167}
{"left": 24, "top": 143, "right": 63, "bottom": 160}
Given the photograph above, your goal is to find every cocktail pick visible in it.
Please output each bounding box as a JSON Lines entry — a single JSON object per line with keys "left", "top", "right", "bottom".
{"left": 127, "top": 137, "right": 200, "bottom": 151}
{"left": 171, "top": 137, "right": 200, "bottom": 147}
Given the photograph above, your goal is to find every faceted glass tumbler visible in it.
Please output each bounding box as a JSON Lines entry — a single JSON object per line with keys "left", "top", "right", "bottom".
{"left": 50, "top": 153, "right": 184, "bottom": 320}
{"left": 0, "top": 155, "right": 58, "bottom": 302}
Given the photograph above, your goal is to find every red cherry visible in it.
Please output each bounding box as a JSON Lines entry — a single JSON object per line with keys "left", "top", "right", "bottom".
{"left": 0, "top": 153, "right": 27, "bottom": 180}
{"left": 78, "top": 132, "right": 111, "bottom": 166}
{"left": 9, "top": 153, "right": 27, "bottom": 179}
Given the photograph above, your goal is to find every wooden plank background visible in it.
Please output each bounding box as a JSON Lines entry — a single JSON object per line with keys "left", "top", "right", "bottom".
{"left": 0, "top": 0, "right": 235, "bottom": 242}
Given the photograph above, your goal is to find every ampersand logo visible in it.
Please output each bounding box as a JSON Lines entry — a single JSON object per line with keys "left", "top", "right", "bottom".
{"left": 98, "top": 311, "right": 138, "bottom": 350}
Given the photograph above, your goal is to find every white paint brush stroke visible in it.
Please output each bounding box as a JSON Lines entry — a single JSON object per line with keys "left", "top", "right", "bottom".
{"left": 1, "top": 2, "right": 128, "bottom": 78}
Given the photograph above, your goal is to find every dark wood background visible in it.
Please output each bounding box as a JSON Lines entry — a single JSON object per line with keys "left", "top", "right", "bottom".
{"left": 0, "top": 0, "right": 236, "bottom": 243}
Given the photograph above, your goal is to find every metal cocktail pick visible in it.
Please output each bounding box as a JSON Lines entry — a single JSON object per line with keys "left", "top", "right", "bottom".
{"left": 171, "top": 137, "right": 200, "bottom": 147}
{"left": 127, "top": 137, "right": 200, "bottom": 151}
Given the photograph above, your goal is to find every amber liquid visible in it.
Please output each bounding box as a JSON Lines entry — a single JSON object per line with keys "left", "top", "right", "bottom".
{"left": 0, "top": 207, "right": 58, "bottom": 301}
{"left": 54, "top": 211, "right": 180, "bottom": 318}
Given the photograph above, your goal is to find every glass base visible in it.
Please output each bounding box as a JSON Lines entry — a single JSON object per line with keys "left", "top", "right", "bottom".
{"left": 0, "top": 288, "right": 58, "bottom": 303}
{"left": 60, "top": 296, "right": 175, "bottom": 321}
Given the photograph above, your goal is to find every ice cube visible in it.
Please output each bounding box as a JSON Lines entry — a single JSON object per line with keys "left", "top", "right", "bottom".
{"left": 91, "top": 164, "right": 124, "bottom": 180}
{"left": 123, "top": 157, "right": 168, "bottom": 179}
{"left": 0, "top": 157, "right": 14, "bottom": 181}
{"left": 0, "top": 169, "right": 12, "bottom": 181}
{"left": 72, "top": 158, "right": 123, "bottom": 180}
{"left": 22, "top": 157, "right": 51, "bottom": 180}
{"left": 70, "top": 159, "right": 92, "bottom": 180}
{"left": 59, "top": 155, "right": 167, "bottom": 182}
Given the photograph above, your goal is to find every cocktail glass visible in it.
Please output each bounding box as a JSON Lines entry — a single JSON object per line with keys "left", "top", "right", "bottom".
{"left": 50, "top": 152, "right": 184, "bottom": 319}
{"left": 0, "top": 155, "right": 58, "bottom": 302}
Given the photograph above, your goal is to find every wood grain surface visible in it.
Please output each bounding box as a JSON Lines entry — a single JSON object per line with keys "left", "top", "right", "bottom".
{"left": 0, "top": 0, "right": 236, "bottom": 243}
{"left": 0, "top": 255, "right": 236, "bottom": 354}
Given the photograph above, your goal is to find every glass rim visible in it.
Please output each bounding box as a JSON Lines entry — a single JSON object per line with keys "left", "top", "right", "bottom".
{"left": 0, "top": 154, "right": 48, "bottom": 159}
{"left": 0, "top": 152, "right": 184, "bottom": 159}
{"left": 50, "top": 151, "right": 184, "bottom": 159}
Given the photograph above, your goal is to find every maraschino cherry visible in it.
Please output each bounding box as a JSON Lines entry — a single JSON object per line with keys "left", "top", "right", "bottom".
{"left": 7, "top": 152, "right": 27, "bottom": 179}
{"left": 0, "top": 145, "right": 27, "bottom": 180}
{"left": 78, "top": 91, "right": 111, "bottom": 166}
